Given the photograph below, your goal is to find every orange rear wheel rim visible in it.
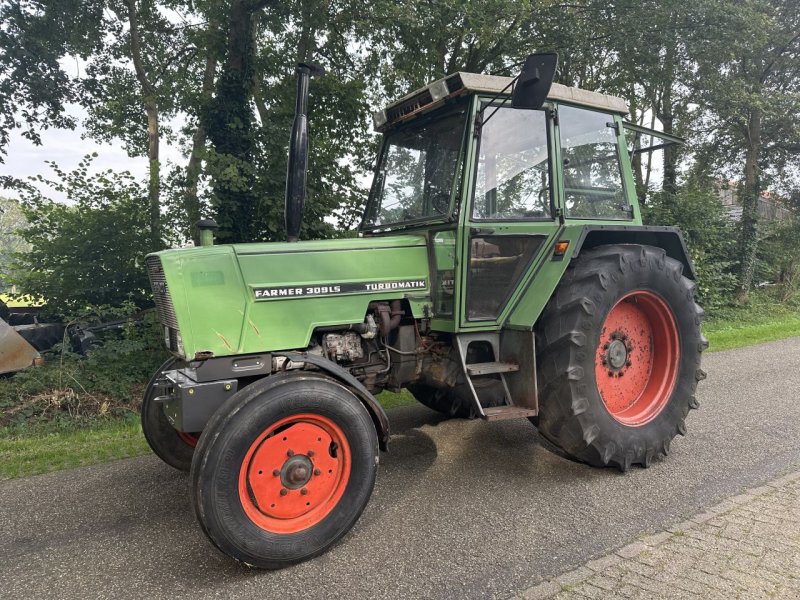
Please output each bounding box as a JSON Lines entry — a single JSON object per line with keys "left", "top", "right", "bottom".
{"left": 595, "top": 291, "right": 680, "bottom": 426}
{"left": 238, "top": 414, "right": 351, "bottom": 534}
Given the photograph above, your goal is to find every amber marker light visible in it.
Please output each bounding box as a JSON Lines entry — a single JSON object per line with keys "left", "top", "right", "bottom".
{"left": 553, "top": 240, "right": 570, "bottom": 256}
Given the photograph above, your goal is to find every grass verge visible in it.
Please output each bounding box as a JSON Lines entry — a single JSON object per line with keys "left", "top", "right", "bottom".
{"left": 0, "top": 417, "right": 150, "bottom": 480}
{"left": 703, "top": 294, "right": 800, "bottom": 352}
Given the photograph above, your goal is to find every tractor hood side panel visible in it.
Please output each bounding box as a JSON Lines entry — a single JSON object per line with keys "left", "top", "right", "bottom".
{"left": 152, "top": 235, "right": 431, "bottom": 359}
{"left": 237, "top": 236, "right": 430, "bottom": 353}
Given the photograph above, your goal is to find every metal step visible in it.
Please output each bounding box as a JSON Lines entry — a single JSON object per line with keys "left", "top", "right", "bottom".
{"left": 466, "top": 361, "right": 519, "bottom": 376}
{"left": 482, "top": 406, "right": 538, "bottom": 421}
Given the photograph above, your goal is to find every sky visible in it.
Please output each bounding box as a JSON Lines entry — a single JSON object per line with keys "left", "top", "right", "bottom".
{"left": 0, "top": 103, "right": 186, "bottom": 204}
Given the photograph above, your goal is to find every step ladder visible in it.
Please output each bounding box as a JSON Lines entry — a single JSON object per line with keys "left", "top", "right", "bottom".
{"left": 455, "top": 332, "right": 538, "bottom": 421}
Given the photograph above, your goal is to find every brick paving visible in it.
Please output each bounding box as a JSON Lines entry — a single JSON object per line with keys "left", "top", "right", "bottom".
{"left": 516, "top": 470, "right": 800, "bottom": 599}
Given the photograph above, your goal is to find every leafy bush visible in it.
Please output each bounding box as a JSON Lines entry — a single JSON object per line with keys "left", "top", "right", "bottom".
{"left": 0, "top": 310, "right": 167, "bottom": 430}
{"left": 758, "top": 217, "right": 800, "bottom": 302}
{"left": 8, "top": 155, "right": 160, "bottom": 315}
{"left": 643, "top": 183, "right": 739, "bottom": 313}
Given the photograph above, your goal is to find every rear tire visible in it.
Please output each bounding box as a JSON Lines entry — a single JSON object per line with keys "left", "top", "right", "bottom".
{"left": 141, "top": 358, "right": 199, "bottom": 471}
{"left": 535, "top": 244, "right": 707, "bottom": 471}
{"left": 190, "top": 372, "right": 378, "bottom": 568}
{"left": 407, "top": 379, "right": 505, "bottom": 419}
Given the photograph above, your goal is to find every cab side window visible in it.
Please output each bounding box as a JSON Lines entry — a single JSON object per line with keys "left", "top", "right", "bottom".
{"left": 472, "top": 107, "right": 551, "bottom": 220}
{"left": 559, "top": 106, "right": 630, "bottom": 219}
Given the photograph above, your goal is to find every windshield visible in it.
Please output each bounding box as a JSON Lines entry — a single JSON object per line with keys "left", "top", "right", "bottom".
{"left": 363, "top": 106, "right": 468, "bottom": 228}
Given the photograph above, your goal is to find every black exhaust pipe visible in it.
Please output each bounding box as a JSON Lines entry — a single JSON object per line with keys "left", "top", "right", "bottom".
{"left": 285, "top": 62, "right": 325, "bottom": 242}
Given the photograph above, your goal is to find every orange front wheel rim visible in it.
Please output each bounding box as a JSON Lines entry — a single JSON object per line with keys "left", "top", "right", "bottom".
{"left": 238, "top": 414, "right": 351, "bottom": 534}
{"left": 595, "top": 291, "right": 680, "bottom": 427}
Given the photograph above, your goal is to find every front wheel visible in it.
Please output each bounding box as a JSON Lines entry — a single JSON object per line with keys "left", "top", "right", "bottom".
{"left": 535, "top": 244, "right": 707, "bottom": 471}
{"left": 190, "top": 373, "right": 378, "bottom": 568}
{"left": 141, "top": 358, "right": 199, "bottom": 471}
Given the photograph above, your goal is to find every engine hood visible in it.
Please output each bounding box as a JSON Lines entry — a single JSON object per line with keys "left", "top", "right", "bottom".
{"left": 147, "top": 235, "right": 431, "bottom": 358}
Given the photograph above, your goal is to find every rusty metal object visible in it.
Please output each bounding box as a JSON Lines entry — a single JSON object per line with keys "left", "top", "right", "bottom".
{"left": 368, "top": 300, "right": 404, "bottom": 336}
{"left": 0, "top": 318, "right": 41, "bottom": 376}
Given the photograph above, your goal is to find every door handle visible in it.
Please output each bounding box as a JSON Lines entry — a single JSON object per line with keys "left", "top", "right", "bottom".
{"left": 470, "top": 227, "right": 496, "bottom": 236}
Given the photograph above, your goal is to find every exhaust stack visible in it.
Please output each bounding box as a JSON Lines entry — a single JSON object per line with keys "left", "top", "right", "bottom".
{"left": 285, "top": 62, "right": 325, "bottom": 242}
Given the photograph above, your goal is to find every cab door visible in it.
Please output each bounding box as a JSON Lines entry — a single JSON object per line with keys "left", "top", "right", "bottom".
{"left": 458, "top": 103, "right": 563, "bottom": 328}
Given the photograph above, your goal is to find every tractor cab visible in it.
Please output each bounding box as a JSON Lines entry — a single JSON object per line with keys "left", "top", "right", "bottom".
{"left": 361, "top": 64, "right": 638, "bottom": 332}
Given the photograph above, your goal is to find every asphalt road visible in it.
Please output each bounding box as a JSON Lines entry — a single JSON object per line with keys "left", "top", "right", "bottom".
{"left": 3, "top": 338, "right": 800, "bottom": 600}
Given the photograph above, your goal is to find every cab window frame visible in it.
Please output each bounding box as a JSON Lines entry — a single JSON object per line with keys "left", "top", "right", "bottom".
{"left": 359, "top": 99, "right": 471, "bottom": 233}
{"left": 556, "top": 105, "right": 633, "bottom": 222}
{"left": 469, "top": 99, "right": 556, "bottom": 223}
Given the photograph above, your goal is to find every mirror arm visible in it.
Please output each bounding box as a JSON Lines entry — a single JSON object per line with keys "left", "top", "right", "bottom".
{"left": 478, "top": 74, "right": 520, "bottom": 130}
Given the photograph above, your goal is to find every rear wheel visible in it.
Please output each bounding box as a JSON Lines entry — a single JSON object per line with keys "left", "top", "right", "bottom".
{"left": 535, "top": 244, "right": 707, "bottom": 471}
{"left": 408, "top": 378, "right": 505, "bottom": 419}
{"left": 141, "top": 358, "right": 199, "bottom": 471}
{"left": 191, "top": 373, "right": 378, "bottom": 568}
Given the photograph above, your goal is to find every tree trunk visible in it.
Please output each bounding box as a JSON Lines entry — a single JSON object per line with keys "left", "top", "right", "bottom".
{"left": 658, "top": 97, "right": 677, "bottom": 194}
{"left": 207, "top": 0, "right": 273, "bottom": 243}
{"left": 145, "top": 99, "right": 160, "bottom": 249}
{"left": 656, "top": 43, "right": 678, "bottom": 197}
{"left": 737, "top": 106, "right": 762, "bottom": 303}
{"left": 185, "top": 48, "right": 218, "bottom": 243}
{"left": 125, "top": 0, "right": 160, "bottom": 250}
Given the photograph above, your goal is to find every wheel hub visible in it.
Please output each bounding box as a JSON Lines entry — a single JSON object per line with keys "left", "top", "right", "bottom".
{"left": 606, "top": 338, "right": 628, "bottom": 369}
{"left": 280, "top": 454, "right": 313, "bottom": 489}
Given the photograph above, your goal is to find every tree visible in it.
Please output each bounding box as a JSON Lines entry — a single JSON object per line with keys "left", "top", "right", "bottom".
{"left": 0, "top": 197, "right": 30, "bottom": 291}
{"left": 9, "top": 156, "right": 153, "bottom": 313}
{"left": 0, "top": 0, "right": 106, "bottom": 162}
{"left": 203, "top": 0, "right": 274, "bottom": 243}
{"left": 690, "top": 0, "right": 800, "bottom": 302}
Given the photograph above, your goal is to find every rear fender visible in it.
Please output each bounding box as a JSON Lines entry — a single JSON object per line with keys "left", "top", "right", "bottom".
{"left": 573, "top": 225, "right": 695, "bottom": 280}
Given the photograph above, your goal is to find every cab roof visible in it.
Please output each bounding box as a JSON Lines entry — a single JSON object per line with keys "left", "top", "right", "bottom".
{"left": 374, "top": 71, "right": 628, "bottom": 132}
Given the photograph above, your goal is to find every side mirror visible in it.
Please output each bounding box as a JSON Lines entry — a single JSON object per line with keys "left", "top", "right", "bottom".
{"left": 511, "top": 52, "right": 559, "bottom": 110}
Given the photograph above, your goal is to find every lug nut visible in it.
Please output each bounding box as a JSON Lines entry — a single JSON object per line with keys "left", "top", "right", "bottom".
{"left": 307, "top": 450, "right": 314, "bottom": 457}
{"left": 280, "top": 489, "right": 288, "bottom": 496}
{"left": 608, "top": 370, "right": 614, "bottom": 377}
{"left": 287, "top": 449, "right": 295, "bottom": 457}
{"left": 626, "top": 360, "right": 632, "bottom": 367}
{"left": 301, "top": 488, "right": 308, "bottom": 495}
{"left": 603, "top": 343, "right": 609, "bottom": 350}
{"left": 618, "top": 371, "right": 624, "bottom": 377}
{"left": 313, "top": 468, "right": 321, "bottom": 476}
{"left": 273, "top": 469, "right": 280, "bottom": 476}
{"left": 626, "top": 344, "right": 633, "bottom": 352}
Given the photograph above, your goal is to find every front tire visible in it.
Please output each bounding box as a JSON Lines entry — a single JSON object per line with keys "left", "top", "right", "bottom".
{"left": 190, "top": 373, "right": 378, "bottom": 568}
{"left": 141, "top": 358, "right": 199, "bottom": 471}
{"left": 535, "top": 244, "right": 707, "bottom": 471}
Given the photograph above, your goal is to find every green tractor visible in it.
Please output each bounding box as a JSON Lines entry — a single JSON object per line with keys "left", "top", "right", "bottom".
{"left": 143, "top": 54, "right": 706, "bottom": 568}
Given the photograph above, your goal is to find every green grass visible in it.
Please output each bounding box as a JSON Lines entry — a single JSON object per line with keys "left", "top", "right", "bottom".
{"left": 703, "top": 293, "right": 800, "bottom": 352}
{"left": 0, "top": 417, "right": 150, "bottom": 480}
{"left": 0, "top": 392, "right": 418, "bottom": 481}
{"left": 376, "top": 388, "right": 416, "bottom": 409}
